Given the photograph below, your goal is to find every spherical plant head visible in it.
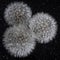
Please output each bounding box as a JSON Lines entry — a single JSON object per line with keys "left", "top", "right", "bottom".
{"left": 4, "top": 2, "right": 32, "bottom": 26}
{"left": 3, "top": 25, "right": 35, "bottom": 57}
{"left": 29, "top": 12, "right": 57, "bottom": 43}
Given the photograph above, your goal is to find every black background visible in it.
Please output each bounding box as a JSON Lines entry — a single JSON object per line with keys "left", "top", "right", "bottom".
{"left": 0, "top": 0, "right": 60, "bottom": 60}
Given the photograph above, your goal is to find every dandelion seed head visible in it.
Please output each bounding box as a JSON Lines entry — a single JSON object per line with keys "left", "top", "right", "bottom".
{"left": 29, "top": 12, "right": 57, "bottom": 43}
{"left": 4, "top": 2, "right": 32, "bottom": 25}
{"left": 3, "top": 25, "right": 35, "bottom": 57}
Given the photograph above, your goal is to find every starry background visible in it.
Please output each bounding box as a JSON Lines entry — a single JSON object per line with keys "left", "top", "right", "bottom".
{"left": 0, "top": 0, "right": 60, "bottom": 60}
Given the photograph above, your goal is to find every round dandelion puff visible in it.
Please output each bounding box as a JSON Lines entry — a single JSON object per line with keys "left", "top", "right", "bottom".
{"left": 3, "top": 25, "right": 35, "bottom": 57}
{"left": 29, "top": 12, "right": 57, "bottom": 43}
{"left": 4, "top": 2, "right": 32, "bottom": 26}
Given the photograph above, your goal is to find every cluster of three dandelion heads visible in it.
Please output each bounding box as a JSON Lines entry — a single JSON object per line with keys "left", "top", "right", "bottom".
{"left": 3, "top": 1, "right": 57, "bottom": 58}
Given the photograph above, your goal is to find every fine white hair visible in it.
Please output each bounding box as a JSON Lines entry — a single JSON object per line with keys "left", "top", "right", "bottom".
{"left": 4, "top": 2, "right": 32, "bottom": 26}
{"left": 29, "top": 12, "right": 57, "bottom": 43}
{"left": 3, "top": 25, "right": 35, "bottom": 57}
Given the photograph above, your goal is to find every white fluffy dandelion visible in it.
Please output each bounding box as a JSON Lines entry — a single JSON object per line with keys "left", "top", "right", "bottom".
{"left": 3, "top": 25, "right": 35, "bottom": 57}
{"left": 4, "top": 2, "right": 32, "bottom": 26}
{"left": 29, "top": 12, "right": 57, "bottom": 43}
